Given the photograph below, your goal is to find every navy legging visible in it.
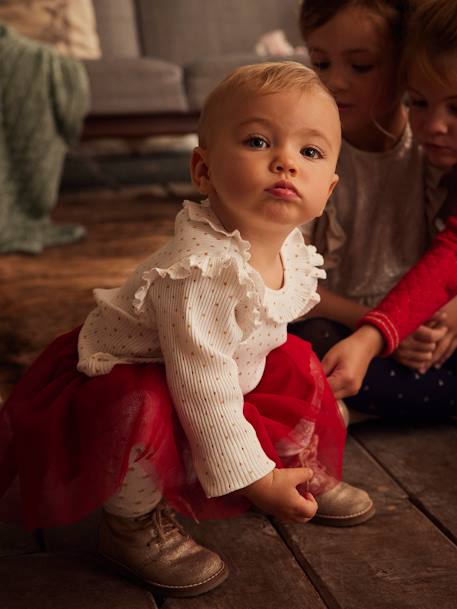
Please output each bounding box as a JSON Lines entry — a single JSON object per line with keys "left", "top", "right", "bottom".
{"left": 290, "top": 318, "right": 457, "bottom": 420}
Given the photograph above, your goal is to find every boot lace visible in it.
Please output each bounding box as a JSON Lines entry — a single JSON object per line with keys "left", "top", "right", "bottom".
{"left": 137, "top": 501, "right": 186, "bottom": 546}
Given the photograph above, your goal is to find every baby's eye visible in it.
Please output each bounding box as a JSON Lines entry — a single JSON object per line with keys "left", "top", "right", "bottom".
{"left": 245, "top": 136, "right": 269, "bottom": 149}
{"left": 301, "top": 147, "right": 323, "bottom": 159}
{"left": 448, "top": 104, "right": 457, "bottom": 116}
{"left": 352, "top": 64, "right": 374, "bottom": 73}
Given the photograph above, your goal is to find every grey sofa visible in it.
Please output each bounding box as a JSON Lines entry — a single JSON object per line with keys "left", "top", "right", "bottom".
{"left": 83, "top": 0, "right": 308, "bottom": 139}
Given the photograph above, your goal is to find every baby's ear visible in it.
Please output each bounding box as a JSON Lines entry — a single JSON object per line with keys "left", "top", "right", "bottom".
{"left": 190, "top": 146, "right": 211, "bottom": 194}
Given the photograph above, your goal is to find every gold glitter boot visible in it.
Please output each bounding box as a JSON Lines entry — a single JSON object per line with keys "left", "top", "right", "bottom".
{"left": 99, "top": 500, "right": 228, "bottom": 597}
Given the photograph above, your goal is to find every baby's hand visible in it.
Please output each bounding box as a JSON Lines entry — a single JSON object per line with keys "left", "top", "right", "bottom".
{"left": 240, "top": 467, "right": 317, "bottom": 523}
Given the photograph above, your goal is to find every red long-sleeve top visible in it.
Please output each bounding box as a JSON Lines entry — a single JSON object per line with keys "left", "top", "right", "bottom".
{"left": 359, "top": 215, "right": 457, "bottom": 355}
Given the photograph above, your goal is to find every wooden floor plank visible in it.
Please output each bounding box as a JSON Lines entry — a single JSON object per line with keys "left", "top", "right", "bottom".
{"left": 42, "top": 511, "right": 101, "bottom": 555}
{"left": 163, "top": 512, "right": 327, "bottom": 609}
{"left": 275, "top": 437, "right": 457, "bottom": 609}
{"left": 351, "top": 421, "right": 457, "bottom": 542}
{"left": 0, "top": 191, "right": 180, "bottom": 399}
{"left": 44, "top": 511, "right": 327, "bottom": 609}
{"left": 0, "top": 524, "right": 40, "bottom": 558}
{"left": 0, "top": 554, "right": 158, "bottom": 609}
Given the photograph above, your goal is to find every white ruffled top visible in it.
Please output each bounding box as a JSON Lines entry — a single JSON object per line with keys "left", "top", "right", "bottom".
{"left": 78, "top": 200, "right": 325, "bottom": 497}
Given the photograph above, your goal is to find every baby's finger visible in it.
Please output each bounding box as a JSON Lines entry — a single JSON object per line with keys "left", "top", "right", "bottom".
{"left": 286, "top": 467, "right": 314, "bottom": 487}
{"left": 291, "top": 494, "right": 318, "bottom": 521}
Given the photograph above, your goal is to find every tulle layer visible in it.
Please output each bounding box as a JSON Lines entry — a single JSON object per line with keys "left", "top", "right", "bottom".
{"left": 0, "top": 328, "right": 345, "bottom": 529}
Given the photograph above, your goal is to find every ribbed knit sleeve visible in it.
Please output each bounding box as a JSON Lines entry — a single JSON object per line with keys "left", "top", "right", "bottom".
{"left": 359, "top": 215, "right": 457, "bottom": 355}
{"left": 150, "top": 263, "right": 275, "bottom": 498}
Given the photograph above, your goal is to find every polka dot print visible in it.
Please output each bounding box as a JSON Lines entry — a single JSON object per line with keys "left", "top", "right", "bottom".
{"left": 104, "top": 448, "right": 162, "bottom": 518}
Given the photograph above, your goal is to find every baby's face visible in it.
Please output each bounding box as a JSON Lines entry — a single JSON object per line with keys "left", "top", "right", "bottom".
{"left": 196, "top": 88, "right": 340, "bottom": 236}
{"left": 408, "top": 56, "right": 457, "bottom": 170}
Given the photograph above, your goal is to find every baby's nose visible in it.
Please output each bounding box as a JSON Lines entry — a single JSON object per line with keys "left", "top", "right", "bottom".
{"left": 273, "top": 156, "right": 297, "bottom": 175}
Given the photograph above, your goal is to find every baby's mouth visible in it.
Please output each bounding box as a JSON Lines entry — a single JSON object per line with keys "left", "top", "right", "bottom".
{"left": 265, "top": 181, "right": 300, "bottom": 200}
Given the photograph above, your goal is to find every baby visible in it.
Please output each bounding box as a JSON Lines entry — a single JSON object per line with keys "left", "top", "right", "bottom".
{"left": 0, "top": 61, "right": 373, "bottom": 598}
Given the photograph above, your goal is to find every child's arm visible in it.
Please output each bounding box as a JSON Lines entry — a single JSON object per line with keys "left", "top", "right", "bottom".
{"left": 152, "top": 267, "right": 317, "bottom": 522}
{"left": 151, "top": 266, "right": 276, "bottom": 498}
{"left": 239, "top": 467, "right": 318, "bottom": 523}
{"left": 301, "top": 227, "right": 369, "bottom": 328}
{"left": 323, "top": 216, "right": 457, "bottom": 397}
{"left": 360, "top": 215, "right": 457, "bottom": 354}
{"left": 306, "top": 285, "right": 369, "bottom": 329}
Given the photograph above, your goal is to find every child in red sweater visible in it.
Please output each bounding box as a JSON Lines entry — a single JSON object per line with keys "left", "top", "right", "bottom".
{"left": 323, "top": 0, "right": 457, "bottom": 405}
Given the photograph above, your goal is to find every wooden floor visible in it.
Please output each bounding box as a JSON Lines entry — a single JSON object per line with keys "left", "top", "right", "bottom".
{"left": 1, "top": 189, "right": 457, "bottom": 609}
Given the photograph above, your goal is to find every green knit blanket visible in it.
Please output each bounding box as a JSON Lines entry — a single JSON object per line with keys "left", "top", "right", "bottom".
{"left": 0, "top": 25, "right": 89, "bottom": 254}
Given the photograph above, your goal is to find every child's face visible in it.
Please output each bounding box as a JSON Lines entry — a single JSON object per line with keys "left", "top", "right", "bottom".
{"left": 407, "top": 57, "right": 457, "bottom": 170}
{"left": 191, "top": 88, "right": 340, "bottom": 235}
{"left": 305, "top": 6, "right": 402, "bottom": 139}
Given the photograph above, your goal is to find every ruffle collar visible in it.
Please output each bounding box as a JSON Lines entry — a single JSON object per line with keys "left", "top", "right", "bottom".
{"left": 134, "top": 199, "right": 325, "bottom": 328}
{"left": 248, "top": 230, "right": 325, "bottom": 323}
{"left": 185, "top": 200, "right": 325, "bottom": 322}
{"left": 184, "top": 199, "right": 252, "bottom": 261}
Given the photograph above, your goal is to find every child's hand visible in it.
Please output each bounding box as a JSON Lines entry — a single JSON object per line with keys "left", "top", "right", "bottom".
{"left": 322, "top": 326, "right": 384, "bottom": 398}
{"left": 427, "top": 297, "right": 457, "bottom": 370}
{"left": 240, "top": 468, "right": 317, "bottom": 523}
{"left": 393, "top": 323, "right": 447, "bottom": 372}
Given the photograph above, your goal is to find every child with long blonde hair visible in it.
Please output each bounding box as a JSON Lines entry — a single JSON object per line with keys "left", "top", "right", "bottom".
{"left": 291, "top": 0, "right": 456, "bottom": 420}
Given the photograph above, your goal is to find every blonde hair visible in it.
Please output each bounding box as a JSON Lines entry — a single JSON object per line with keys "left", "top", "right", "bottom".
{"left": 406, "top": 0, "right": 457, "bottom": 85}
{"left": 198, "top": 61, "right": 336, "bottom": 147}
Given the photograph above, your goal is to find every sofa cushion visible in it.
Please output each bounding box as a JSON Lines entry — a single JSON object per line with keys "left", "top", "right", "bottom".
{"left": 185, "top": 53, "right": 310, "bottom": 111}
{"left": 136, "top": 0, "right": 303, "bottom": 65}
{"left": 85, "top": 57, "right": 188, "bottom": 114}
{"left": 93, "top": 0, "right": 141, "bottom": 58}
{"left": 0, "top": 0, "right": 101, "bottom": 59}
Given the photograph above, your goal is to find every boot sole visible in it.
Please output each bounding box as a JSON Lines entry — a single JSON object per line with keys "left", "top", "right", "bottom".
{"left": 98, "top": 551, "right": 229, "bottom": 598}
{"left": 312, "top": 502, "right": 376, "bottom": 527}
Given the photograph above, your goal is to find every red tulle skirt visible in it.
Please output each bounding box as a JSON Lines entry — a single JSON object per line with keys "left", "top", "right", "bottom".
{"left": 0, "top": 328, "right": 346, "bottom": 530}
